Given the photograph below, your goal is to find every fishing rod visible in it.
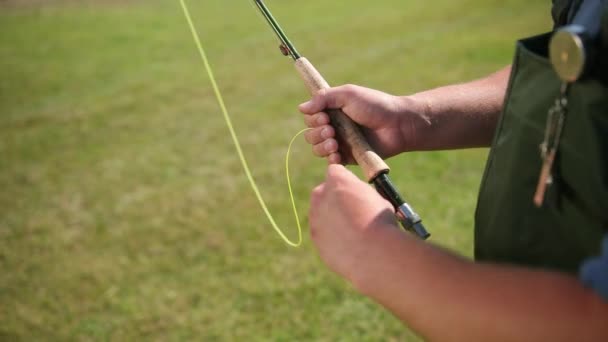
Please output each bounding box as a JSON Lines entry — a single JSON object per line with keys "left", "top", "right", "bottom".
{"left": 253, "top": 0, "right": 430, "bottom": 239}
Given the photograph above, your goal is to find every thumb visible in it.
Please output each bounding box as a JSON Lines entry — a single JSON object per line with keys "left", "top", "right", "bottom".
{"left": 298, "top": 90, "right": 328, "bottom": 114}
{"left": 299, "top": 87, "right": 350, "bottom": 114}
{"left": 326, "top": 164, "right": 359, "bottom": 184}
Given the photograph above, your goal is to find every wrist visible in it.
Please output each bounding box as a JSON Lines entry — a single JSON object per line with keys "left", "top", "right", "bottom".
{"left": 347, "top": 221, "right": 412, "bottom": 296}
{"left": 394, "top": 95, "right": 433, "bottom": 152}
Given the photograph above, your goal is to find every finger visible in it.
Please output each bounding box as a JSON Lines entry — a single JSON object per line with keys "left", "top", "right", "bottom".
{"left": 311, "top": 182, "right": 325, "bottom": 200}
{"left": 327, "top": 152, "right": 342, "bottom": 165}
{"left": 326, "top": 163, "right": 347, "bottom": 179}
{"left": 325, "top": 164, "right": 348, "bottom": 186}
{"left": 299, "top": 86, "right": 357, "bottom": 114}
{"left": 312, "top": 139, "right": 338, "bottom": 157}
{"left": 309, "top": 182, "right": 326, "bottom": 240}
{"left": 326, "top": 163, "right": 360, "bottom": 185}
{"left": 299, "top": 90, "right": 328, "bottom": 114}
{"left": 304, "top": 125, "right": 334, "bottom": 145}
{"left": 322, "top": 84, "right": 358, "bottom": 109}
{"left": 303, "top": 112, "right": 330, "bottom": 127}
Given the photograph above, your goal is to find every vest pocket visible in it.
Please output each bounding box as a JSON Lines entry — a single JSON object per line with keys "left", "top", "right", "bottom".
{"left": 475, "top": 32, "right": 604, "bottom": 272}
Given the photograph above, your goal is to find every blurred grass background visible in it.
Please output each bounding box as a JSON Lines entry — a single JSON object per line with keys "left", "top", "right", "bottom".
{"left": 1, "top": 0, "right": 550, "bottom": 340}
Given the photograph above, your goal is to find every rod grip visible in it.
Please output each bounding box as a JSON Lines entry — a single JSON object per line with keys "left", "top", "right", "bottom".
{"left": 295, "top": 57, "right": 390, "bottom": 181}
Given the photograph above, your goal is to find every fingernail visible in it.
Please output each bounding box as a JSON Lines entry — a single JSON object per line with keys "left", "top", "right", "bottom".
{"left": 324, "top": 140, "right": 336, "bottom": 152}
{"left": 321, "top": 127, "right": 330, "bottom": 139}
{"left": 317, "top": 115, "right": 328, "bottom": 125}
{"left": 299, "top": 101, "right": 311, "bottom": 111}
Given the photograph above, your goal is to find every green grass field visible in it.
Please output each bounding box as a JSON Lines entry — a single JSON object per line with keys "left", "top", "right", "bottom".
{"left": 1, "top": 0, "right": 550, "bottom": 340}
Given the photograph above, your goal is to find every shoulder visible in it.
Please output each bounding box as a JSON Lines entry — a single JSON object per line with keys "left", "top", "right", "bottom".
{"left": 551, "top": 0, "right": 584, "bottom": 27}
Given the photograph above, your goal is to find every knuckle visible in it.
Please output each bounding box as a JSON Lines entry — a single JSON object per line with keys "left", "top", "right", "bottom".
{"left": 316, "top": 88, "right": 328, "bottom": 98}
{"left": 312, "top": 143, "right": 326, "bottom": 157}
{"left": 304, "top": 129, "right": 316, "bottom": 144}
{"left": 310, "top": 184, "right": 324, "bottom": 203}
{"left": 316, "top": 113, "right": 329, "bottom": 126}
{"left": 325, "top": 139, "right": 338, "bottom": 153}
{"left": 311, "top": 114, "right": 323, "bottom": 127}
{"left": 312, "top": 90, "right": 327, "bottom": 109}
{"left": 342, "top": 84, "right": 358, "bottom": 95}
{"left": 314, "top": 112, "right": 326, "bottom": 125}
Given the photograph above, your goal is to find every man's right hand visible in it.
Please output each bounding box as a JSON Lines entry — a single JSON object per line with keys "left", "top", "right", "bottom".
{"left": 298, "top": 84, "right": 427, "bottom": 164}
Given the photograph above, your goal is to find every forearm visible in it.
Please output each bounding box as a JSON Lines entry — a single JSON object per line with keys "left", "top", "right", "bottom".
{"left": 353, "top": 224, "right": 608, "bottom": 341}
{"left": 399, "top": 66, "right": 511, "bottom": 151}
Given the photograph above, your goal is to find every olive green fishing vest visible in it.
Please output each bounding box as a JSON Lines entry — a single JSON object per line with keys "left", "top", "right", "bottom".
{"left": 474, "top": 0, "right": 608, "bottom": 273}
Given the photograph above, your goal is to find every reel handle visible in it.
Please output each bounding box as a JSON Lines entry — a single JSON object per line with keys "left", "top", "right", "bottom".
{"left": 294, "top": 57, "right": 390, "bottom": 182}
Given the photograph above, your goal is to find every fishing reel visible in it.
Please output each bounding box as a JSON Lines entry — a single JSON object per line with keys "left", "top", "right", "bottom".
{"left": 550, "top": 0, "right": 607, "bottom": 83}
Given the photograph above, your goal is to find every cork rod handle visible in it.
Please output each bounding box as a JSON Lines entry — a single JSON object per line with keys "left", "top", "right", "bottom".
{"left": 294, "top": 57, "right": 390, "bottom": 181}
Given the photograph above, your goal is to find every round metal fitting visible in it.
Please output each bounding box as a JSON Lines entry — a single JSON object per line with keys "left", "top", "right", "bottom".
{"left": 549, "top": 27, "right": 587, "bottom": 82}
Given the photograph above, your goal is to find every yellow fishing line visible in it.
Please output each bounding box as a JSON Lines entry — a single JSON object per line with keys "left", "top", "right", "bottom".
{"left": 179, "top": 0, "right": 308, "bottom": 247}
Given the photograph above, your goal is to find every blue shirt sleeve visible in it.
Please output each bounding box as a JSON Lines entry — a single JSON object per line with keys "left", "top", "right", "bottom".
{"left": 580, "top": 235, "right": 608, "bottom": 301}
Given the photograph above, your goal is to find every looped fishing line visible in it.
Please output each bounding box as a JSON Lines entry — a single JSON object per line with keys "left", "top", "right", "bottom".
{"left": 180, "top": 0, "right": 309, "bottom": 247}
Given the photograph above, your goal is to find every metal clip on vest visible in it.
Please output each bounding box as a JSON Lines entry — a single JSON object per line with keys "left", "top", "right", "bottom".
{"left": 550, "top": 0, "right": 605, "bottom": 82}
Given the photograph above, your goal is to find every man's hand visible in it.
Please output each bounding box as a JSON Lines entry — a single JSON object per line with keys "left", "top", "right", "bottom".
{"left": 308, "top": 171, "right": 608, "bottom": 342}
{"left": 299, "top": 85, "right": 426, "bottom": 164}
{"left": 309, "top": 164, "right": 400, "bottom": 284}
{"left": 299, "top": 67, "right": 512, "bottom": 163}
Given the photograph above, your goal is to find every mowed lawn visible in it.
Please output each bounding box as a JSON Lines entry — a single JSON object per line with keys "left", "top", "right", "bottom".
{"left": 1, "top": 0, "right": 549, "bottom": 340}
